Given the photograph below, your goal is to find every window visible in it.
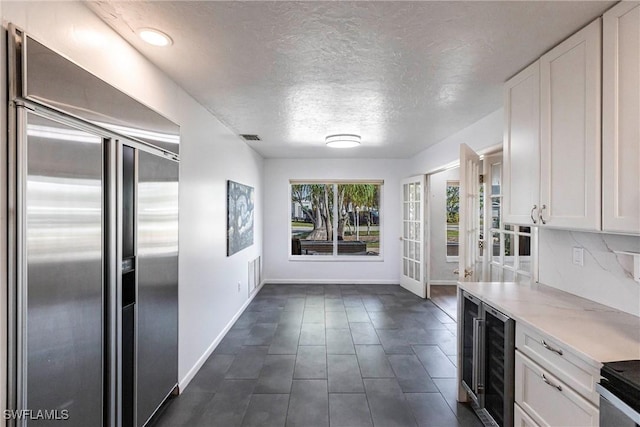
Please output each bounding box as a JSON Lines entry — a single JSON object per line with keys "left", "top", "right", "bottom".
{"left": 446, "top": 181, "right": 460, "bottom": 260}
{"left": 290, "top": 181, "right": 382, "bottom": 258}
{"left": 487, "top": 159, "right": 533, "bottom": 282}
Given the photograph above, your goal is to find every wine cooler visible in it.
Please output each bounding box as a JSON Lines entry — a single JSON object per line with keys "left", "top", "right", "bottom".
{"left": 461, "top": 291, "right": 515, "bottom": 426}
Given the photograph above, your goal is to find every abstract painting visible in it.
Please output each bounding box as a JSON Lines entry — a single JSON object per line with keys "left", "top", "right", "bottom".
{"left": 227, "top": 180, "right": 254, "bottom": 256}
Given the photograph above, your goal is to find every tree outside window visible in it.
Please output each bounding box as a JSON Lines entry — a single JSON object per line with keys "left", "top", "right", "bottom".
{"left": 446, "top": 181, "right": 460, "bottom": 257}
{"left": 290, "top": 182, "right": 381, "bottom": 257}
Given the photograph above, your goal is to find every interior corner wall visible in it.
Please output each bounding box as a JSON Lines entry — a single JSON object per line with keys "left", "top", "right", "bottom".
{"left": 263, "top": 158, "right": 404, "bottom": 284}
{"left": 428, "top": 167, "right": 460, "bottom": 284}
{"left": 1, "top": 1, "right": 264, "bottom": 390}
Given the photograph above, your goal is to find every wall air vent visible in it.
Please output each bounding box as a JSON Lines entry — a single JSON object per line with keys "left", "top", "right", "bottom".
{"left": 240, "top": 134, "right": 261, "bottom": 141}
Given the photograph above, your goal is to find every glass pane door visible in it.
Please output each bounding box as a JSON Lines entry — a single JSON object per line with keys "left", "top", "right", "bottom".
{"left": 400, "top": 176, "right": 425, "bottom": 297}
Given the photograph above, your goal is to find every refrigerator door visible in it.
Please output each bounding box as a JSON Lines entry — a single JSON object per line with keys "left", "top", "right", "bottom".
{"left": 136, "top": 150, "right": 179, "bottom": 427}
{"left": 23, "top": 112, "right": 104, "bottom": 425}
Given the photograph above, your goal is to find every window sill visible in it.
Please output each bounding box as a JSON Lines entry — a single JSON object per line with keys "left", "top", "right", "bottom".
{"left": 445, "top": 256, "right": 459, "bottom": 263}
{"left": 288, "top": 255, "right": 384, "bottom": 262}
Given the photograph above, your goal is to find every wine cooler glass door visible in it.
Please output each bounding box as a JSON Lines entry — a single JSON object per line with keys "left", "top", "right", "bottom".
{"left": 482, "top": 306, "right": 515, "bottom": 427}
{"left": 462, "top": 292, "right": 482, "bottom": 403}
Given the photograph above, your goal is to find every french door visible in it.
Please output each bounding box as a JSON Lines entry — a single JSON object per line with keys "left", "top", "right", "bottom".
{"left": 400, "top": 175, "right": 426, "bottom": 298}
{"left": 458, "top": 144, "right": 483, "bottom": 283}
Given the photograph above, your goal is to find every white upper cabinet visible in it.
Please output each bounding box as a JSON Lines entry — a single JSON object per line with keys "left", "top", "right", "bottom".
{"left": 603, "top": 2, "right": 640, "bottom": 235}
{"left": 503, "top": 18, "right": 601, "bottom": 230}
{"left": 539, "top": 19, "right": 602, "bottom": 230}
{"left": 503, "top": 62, "right": 541, "bottom": 225}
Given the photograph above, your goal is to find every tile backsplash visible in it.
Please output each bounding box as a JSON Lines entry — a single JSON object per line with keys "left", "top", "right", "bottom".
{"left": 538, "top": 229, "right": 640, "bottom": 316}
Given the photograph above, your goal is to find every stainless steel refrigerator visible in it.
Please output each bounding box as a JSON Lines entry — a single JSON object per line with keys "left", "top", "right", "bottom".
{"left": 7, "top": 27, "right": 179, "bottom": 427}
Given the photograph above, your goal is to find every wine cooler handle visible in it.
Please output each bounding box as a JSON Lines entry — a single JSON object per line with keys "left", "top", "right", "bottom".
{"left": 472, "top": 318, "right": 480, "bottom": 392}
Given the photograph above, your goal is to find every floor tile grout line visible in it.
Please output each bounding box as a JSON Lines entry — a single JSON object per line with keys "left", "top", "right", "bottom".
{"left": 159, "top": 284, "right": 474, "bottom": 427}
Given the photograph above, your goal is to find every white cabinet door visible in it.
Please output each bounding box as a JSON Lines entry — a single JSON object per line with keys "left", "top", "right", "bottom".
{"left": 540, "top": 19, "right": 602, "bottom": 230}
{"left": 503, "top": 62, "right": 541, "bottom": 226}
{"left": 514, "top": 403, "right": 541, "bottom": 427}
{"left": 516, "top": 323, "right": 600, "bottom": 405}
{"left": 515, "top": 351, "right": 599, "bottom": 427}
{"left": 603, "top": 2, "right": 640, "bottom": 235}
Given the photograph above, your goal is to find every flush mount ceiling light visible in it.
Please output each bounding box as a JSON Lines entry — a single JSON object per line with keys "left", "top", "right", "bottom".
{"left": 325, "top": 134, "right": 361, "bottom": 148}
{"left": 137, "top": 28, "right": 173, "bottom": 47}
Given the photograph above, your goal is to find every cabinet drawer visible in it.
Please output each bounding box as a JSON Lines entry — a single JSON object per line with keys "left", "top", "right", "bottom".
{"left": 515, "top": 351, "right": 599, "bottom": 427}
{"left": 515, "top": 402, "right": 541, "bottom": 427}
{"left": 516, "top": 323, "right": 600, "bottom": 404}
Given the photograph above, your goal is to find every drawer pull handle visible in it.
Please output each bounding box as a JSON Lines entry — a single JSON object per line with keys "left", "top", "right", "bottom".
{"left": 542, "top": 373, "right": 562, "bottom": 391}
{"left": 541, "top": 340, "right": 563, "bottom": 356}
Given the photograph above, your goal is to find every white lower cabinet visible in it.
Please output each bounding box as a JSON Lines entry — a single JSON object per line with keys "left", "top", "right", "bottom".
{"left": 516, "top": 323, "right": 601, "bottom": 405}
{"left": 515, "top": 351, "right": 599, "bottom": 426}
{"left": 515, "top": 402, "right": 541, "bottom": 427}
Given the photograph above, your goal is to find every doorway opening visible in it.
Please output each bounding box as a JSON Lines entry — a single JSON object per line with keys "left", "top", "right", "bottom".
{"left": 427, "top": 147, "right": 520, "bottom": 320}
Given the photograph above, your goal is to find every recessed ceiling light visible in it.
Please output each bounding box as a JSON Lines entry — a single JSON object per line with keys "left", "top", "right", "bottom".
{"left": 138, "top": 28, "right": 173, "bottom": 47}
{"left": 325, "top": 134, "right": 361, "bottom": 149}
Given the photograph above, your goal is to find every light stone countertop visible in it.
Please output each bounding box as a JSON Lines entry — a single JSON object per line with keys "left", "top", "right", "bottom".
{"left": 457, "top": 281, "right": 640, "bottom": 367}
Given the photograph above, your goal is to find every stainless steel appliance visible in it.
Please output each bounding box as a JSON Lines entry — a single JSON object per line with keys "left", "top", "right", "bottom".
{"left": 7, "top": 27, "right": 179, "bottom": 427}
{"left": 461, "top": 291, "right": 515, "bottom": 427}
{"left": 597, "top": 360, "right": 640, "bottom": 427}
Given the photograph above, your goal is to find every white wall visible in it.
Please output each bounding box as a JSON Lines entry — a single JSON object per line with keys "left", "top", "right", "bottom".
{"left": 263, "top": 158, "right": 404, "bottom": 284}
{"left": 405, "top": 106, "right": 640, "bottom": 317}
{"left": 428, "top": 167, "right": 460, "bottom": 284}
{"left": 1, "top": 0, "right": 263, "bottom": 391}
{"left": 407, "top": 108, "right": 503, "bottom": 175}
{"left": 538, "top": 229, "right": 640, "bottom": 316}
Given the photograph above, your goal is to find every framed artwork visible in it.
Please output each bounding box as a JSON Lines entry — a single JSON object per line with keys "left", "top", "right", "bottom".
{"left": 227, "top": 180, "right": 254, "bottom": 256}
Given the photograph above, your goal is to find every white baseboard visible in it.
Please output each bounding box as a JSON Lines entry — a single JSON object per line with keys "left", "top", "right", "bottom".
{"left": 263, "top": 279, "right": 399, "bottom": 285}
{"left": 429, "top": 280, "right": 458, "bottom": 286}
{"left": 178, "top": 280, "right": 266, "bottom": 392}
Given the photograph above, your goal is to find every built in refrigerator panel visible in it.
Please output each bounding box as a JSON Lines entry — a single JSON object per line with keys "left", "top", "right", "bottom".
{"left": 22, "top": 35, "right": 180, "bottom": 155}
{"left": 136, "top": 151, "right": 179, "bottom": 427}
{"left": 24, "top": 112, "right": 104, "bottom": 426}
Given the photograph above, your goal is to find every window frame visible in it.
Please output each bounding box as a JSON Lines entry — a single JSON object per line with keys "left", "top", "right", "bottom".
{"left": 288, "top": 180, "right": 384, "bottom": 262}
{"left": 445, "top": 180, "right": 460, "bottom": 263}
{"left": 486, "top": 158, "right": 535, "bottom": 283}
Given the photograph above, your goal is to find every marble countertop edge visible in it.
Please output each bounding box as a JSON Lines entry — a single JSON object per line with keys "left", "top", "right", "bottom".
{"left": 457, "top": 281, "right": 640, "bottom": 367}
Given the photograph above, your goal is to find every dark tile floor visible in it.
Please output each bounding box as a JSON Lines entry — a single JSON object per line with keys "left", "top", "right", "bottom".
{"left": 151, "top": 284, "right": 482, "bottom": 427}
{"left": 429, "top": 285, "right": 458, "bottom": 322}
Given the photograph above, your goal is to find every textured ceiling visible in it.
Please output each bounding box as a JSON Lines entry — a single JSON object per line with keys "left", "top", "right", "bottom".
{"left": 87, "top": 1, "right": 614, "bottom": 159}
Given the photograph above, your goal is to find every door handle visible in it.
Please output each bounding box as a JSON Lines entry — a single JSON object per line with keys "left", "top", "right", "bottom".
{"left": 539, "top": 204, "right": 547, "bottom": 225}
{"left": 530, "top": 205, "right": 538, "bottom": 224}
{"left": 454, "top": 269, "right": 473, "bottom": 278}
